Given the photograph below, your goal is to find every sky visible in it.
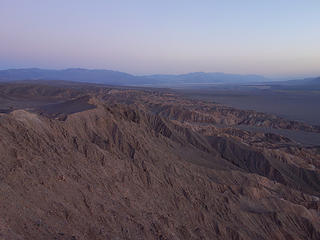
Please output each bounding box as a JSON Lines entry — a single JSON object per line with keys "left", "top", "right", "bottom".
{"left": 0, "top": 0, "right": 319, "bottom": 78}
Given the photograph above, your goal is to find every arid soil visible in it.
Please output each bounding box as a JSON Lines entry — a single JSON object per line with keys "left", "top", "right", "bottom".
{"left": 0, "top": 82, "right": 319, "bottom": 240}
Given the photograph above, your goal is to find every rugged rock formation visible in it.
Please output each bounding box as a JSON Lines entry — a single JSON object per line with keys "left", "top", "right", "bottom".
{"left": 0, "top": 82, "right": 319, "bottom": 239}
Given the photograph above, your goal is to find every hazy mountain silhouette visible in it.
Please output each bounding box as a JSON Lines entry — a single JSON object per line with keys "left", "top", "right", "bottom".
{"left": 268, "top": 76, "right": 320, "bottom": 91}
{"left": 287, "top": 76, "right": 320, "bottom": 86}
{"left": 144, "top": 72, "right": 269, "bottom": 84}
{"left": 0, "top": 68, "right": 149, "bottom": 85}
{"left": 0, "top": 68, "right": 270, "bottom": 86}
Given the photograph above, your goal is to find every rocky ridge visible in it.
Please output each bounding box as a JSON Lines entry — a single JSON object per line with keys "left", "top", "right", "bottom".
{"left": 0, "top": 82, "right": 319, "bottom": 239}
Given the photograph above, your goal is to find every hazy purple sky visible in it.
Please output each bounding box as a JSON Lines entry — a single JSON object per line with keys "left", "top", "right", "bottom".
{"left": 1, "top": 0, "right": 319, "bottom": 77}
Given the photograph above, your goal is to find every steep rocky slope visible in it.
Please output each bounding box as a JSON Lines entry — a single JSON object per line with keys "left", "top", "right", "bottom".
{"left": 0, "top": 82, "right": 319, "bottom": 240}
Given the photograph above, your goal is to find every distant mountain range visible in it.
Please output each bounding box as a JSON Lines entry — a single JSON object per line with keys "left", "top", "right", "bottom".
{"left": 0, "top": 68, "right": 319, "bottom": 87}
{"left": 0, "top": 68, "right": 270, "bottom": 86}
{"left": 0, "top": 68, "right": 148, "bottom": 85}
{"left": 142, "top": 72, "right": 268, "bottom": 84}
{"left": 267, "top": 76, "right": 320, "bottom": 90}
{"left": 280, "top": 77, "right": 320, "bottom": 86}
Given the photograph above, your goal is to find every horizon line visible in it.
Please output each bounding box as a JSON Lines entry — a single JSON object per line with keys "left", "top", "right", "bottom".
{"left": 1, "top": 67, "right": 320, "bottom": 80}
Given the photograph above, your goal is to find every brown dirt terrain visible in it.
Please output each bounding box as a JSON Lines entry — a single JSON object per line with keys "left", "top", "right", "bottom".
{"left": 0, "top": 82, "right": 319, "bottom": 240}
